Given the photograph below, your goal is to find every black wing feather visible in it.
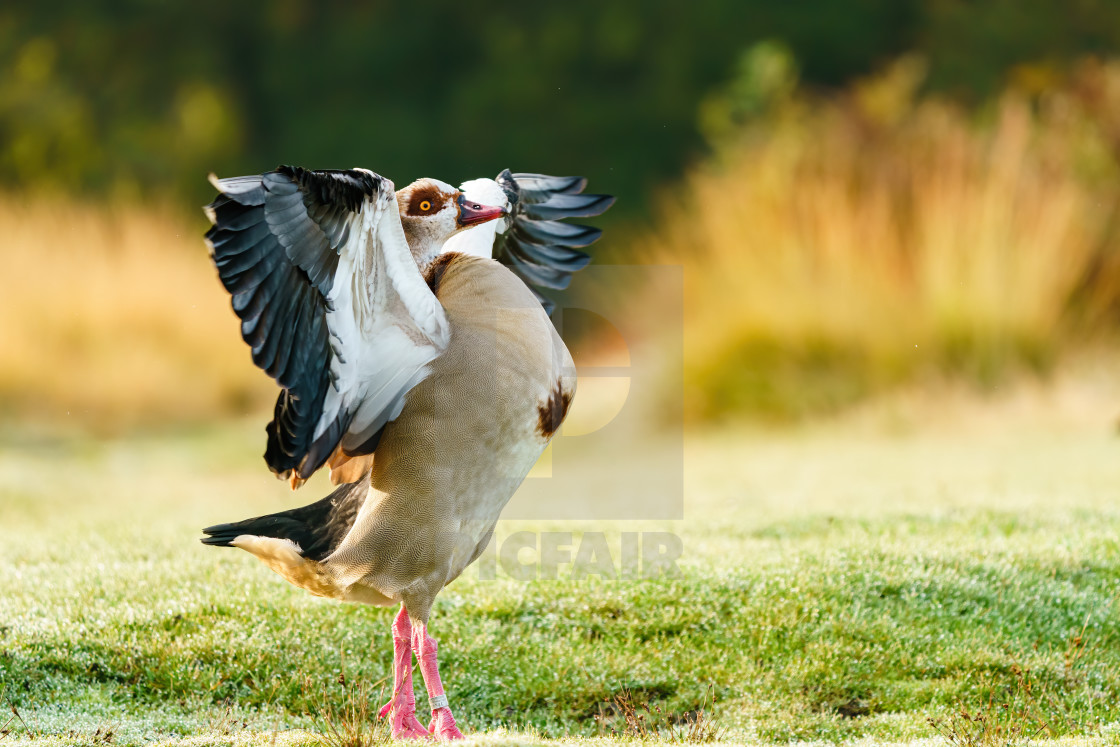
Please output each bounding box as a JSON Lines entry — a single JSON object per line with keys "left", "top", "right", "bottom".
{"left": 201, "top": 475, "right": 369, "bottom": 562}
{"left": 507, "top": 235, "right": 594, "bottom": 271}
{"left": 514, "top": 173, "right": 588, "bottom": 198}
{"left": 491, "top": 169, "right": 614, "bottom": 312}
{"left": 521, "top": 193, "right": 616, "bottom": 220}
{"left": 513, "top": 218, "right": 602, "bottom": 247}
{"left": 205, "top": 166, "right": 381, "bottom": 480}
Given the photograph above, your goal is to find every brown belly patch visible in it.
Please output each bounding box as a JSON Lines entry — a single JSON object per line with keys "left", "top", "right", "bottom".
{"left": 537, "top": 378, "right": 573, "bottom": 438}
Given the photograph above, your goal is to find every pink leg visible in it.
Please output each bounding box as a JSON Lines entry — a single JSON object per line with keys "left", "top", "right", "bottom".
{"left": 377, "top": 605, "right": 429, "bottom": 739}
{"left": 412, "top": 621, "right": 465, "bottom": 740}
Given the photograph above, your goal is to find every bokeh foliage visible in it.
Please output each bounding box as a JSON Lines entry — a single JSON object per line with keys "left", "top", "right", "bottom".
{"left": 4, "top": 2, "right": 1120, "bottom": 427}
{"left": 3, "top": 0, "right": 1120, "bottom": 210}
{"left": 656, "top": 53, "right": 1120, "bottom": 420}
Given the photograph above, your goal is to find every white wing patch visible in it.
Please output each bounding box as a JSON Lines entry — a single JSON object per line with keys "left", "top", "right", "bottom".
{"left": 318, "top": 179, "right": 451, "bottom": 451}
{"left": 206, "top": 166, "right": 455, "bottom": 482}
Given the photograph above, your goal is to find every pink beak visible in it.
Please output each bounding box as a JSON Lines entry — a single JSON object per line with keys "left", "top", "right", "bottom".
{"left": 457, "top": 195, "right": 507, "bottom": 227}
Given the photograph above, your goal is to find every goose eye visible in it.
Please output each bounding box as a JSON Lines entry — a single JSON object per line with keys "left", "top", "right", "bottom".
{"left": 419, "top": 200, "right": 432, "bottom": 212}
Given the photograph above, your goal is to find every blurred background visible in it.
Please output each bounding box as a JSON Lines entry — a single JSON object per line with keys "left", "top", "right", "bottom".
{"left": 5, "top": 4, "right": 1120, "bottom": 741}
{"left": 3, "top": 0, "right": 1120, "bottom": 433}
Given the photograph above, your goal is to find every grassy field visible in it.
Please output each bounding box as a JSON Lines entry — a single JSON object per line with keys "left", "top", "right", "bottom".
{"left": 2, "top": 377, "right": 1119, "bottom": 746}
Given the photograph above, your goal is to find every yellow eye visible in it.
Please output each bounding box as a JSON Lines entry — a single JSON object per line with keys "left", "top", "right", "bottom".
{"left": 419, "top": 200, "right": 432, "bottom": 212}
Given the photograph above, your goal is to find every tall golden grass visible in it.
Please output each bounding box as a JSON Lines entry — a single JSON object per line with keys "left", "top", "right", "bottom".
{"left": 649, "top": 57, "right": 1120, "bottom": 420}
{"left": 0, "top": 193, "right": 273, "bottom": 430}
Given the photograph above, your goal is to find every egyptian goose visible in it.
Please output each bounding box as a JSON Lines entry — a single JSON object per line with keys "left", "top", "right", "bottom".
{"left": 200, "top": 165, "right": 613, "bottom": 739}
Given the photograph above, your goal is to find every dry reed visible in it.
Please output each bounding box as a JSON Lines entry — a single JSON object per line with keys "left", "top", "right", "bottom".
{"left": 0, "top": 192, "right": 273, "bottom": 430}
{"left": 647, "top": 57, "right": 1120, "bottom": 419}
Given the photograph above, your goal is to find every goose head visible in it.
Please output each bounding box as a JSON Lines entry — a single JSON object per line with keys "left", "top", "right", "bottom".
{"left": 396, "top": 178, "right": 506, "bottom": 266}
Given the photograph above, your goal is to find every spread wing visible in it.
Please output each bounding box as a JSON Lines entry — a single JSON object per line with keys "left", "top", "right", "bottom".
{"left": 205, "top": 165, "right": 449, "bottom": 484}
{"left": 443, "top": 170, "right": 615, "bottom": 314}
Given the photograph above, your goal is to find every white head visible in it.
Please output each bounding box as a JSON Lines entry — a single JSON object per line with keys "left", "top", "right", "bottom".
{"left": 440, "top": 178, "right": 512, "bottom": 260}
{"left": 395, "top": 178, "right": 506, "bottom": 267}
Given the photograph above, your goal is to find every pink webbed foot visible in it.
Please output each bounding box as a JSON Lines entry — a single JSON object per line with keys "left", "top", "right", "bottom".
{"left": 427, "top": 706, "right": 465, "bottom": 740}
{"left": 378, "top": 695, "right": 429, "bottom": 739}
{"left": 378, "top": 603, "right": 430, "bottom": 739}
{"left": 413, "top": 621, "right": 465, "bottom": 740}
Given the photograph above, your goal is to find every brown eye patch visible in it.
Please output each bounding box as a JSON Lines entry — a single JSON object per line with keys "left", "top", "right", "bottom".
{"left": 407, "top": 186, "right": 444, "bottom": 216}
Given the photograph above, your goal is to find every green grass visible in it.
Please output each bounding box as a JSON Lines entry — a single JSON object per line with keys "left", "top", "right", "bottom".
{"left": 1, "top": 414, "right": 1118, "bottom": 746}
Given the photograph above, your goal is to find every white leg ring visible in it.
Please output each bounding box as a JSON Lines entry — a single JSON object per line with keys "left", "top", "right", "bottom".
{"left": 429, "top": 694, "right": 449, "bottom": 710}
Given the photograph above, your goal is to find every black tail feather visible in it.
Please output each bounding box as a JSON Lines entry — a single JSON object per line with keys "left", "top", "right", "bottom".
{"left": 200, "top": 474, "right": 369, "bottom": 562}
